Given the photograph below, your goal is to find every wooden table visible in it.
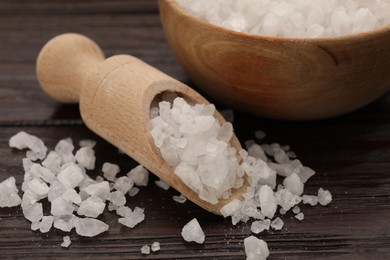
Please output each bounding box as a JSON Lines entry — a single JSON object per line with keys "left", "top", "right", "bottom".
{"left": 1, "top": 1, "right": 389, "bottom": 259}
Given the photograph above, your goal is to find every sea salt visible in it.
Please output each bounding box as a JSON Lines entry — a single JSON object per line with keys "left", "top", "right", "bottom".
{"left": 141, "top": 245, "right": 150, "bottom": 255}
{"left": 9, "top": 131, "right": 47, "bottom": 161}
{"left": 295, "top": 212, "right": 304, "bottom": 221}
{"left": 75, "top": 146, "right": 96, "bottom": 170}
{"left": 250, "top": 219, "right": 271, "bottom": 234}
{"left": 176, "top": 0, "right": 390, "bottom": 38}
{"left": 318, "top": 188, "right": 332, "bottom": 206}
{"left": 173, "top": 194, "right": 187, "bottom": 204}
{"left": 73, "top": 217, "right": 109, "bottom": 237}
{"left": 151, "top": 242, "right": 161, "bottom": 252}
{"left": 181, "top": 218, "right": 205, "bottom": 244}
{"left": 150, "top": 97, "right": 245, "bottom": 204}
{"left": 118, "top": 207, "right": 145, "bottom": 228}
{"left": 61, "top": 236, "right": 71, "bottom": 248}
{"left": 102, "top": 162, "right": 120, "bottom": 181}
{"left": 0, "top": 177, "right": 22, "bottom": 207}
{"left": 155, "top": 179, "right": 170, "bottom": 190}
{"left": 271, "top": 217, "right": 284, "bottom": 230}
{"left": 127, "top": 165, "right": 149, "bottom": 186}
{"left": 244, "top": 236, "right": 269, "bottom": 260}
{"left": 77, "top": 196, "right": 105, "bottom": 218}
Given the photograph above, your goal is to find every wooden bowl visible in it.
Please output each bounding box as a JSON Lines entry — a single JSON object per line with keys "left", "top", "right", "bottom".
{"left": 159, "top": 0, "right": 390, "bottom": 120}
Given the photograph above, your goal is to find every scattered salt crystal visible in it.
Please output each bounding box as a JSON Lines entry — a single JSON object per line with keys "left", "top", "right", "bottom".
{"left": 75, "top": 146, "right": 96, "bottom": 170}
{"left": 108, "top": 190, "right": 126, "bottom": 207}
{"left": 42, "top": 152, "right": 62, "bottom": 174}
{"left": 318, "top": 188, "right": 332, "bottom": 206}
{"left": 244, "top": 235, "right": 269, "bottom": 260}
{"left": 73, "top": 217, "right": 109, "bottom": 237}
{"left": 295, "top": 213, "right": 305, "bottom": 221}
{"left": 172, "top": 194, "right": 187, "bottom": 204}
{"left": 250, "top": 219, "right": 271, "bottom": 234}
{"left": 128, "top": 187, "right": 140, "bottom": 197}
{"left": 259, "top": 185, "right": 277, "bottom": 219}
{"left": 127, "top": 165, "right": 149, "bottom": 186}
{"left": 39, "top": 216, "right": 54, "bottom": 233}
{"left": 220, "top": 199, "right": 242, "bottom": 218}
{"left": 77, "top": 196, "right": 105, "bottom": 218}
{"left": 51, "top": 197, "right": 74, "bottom": 216}
{"left": 48, "top": 180, "right": 66, "bottom": 202}
{"left": 141, "top": 245, "right": 150, "bottom": 255}
{"left": 108, "top": 202, "right": 118, "bottom": 211}
{"left": 271, "top": 217, "right": 284, "bottom": 230}
{"left": 116, "top": 206, "right": 132, "bottom": 217}
{"left": 61, "top": 236, "right": 71, "bottom": 248}
{"left": 102, "top": 162, "right": 120, "bottom": 181}
{"left": 57, "top": 163, "right": 84, "bottom": 189}
{"left": 292, "top": 206, "right": 301, "bottom": 214}
{"left": 79, "top": 139, "right": 96, "bottom": 148}
{"left": 84, "top": 181, "right": 110, "bottom": 201}
{"left": 27, "top": 178, "right": 50, "bottom": 197}
{"left": 54, "top": 215, "right": 75, "bottom": 232}
{"left": 114, "top": 176, "right": 134, "bottom": 194}
{"left": 9, "top": 131, "right": 47, "bottom": 160}
{"left": 181, "top": 218, "right": 205, "bottom": 244}
{"left": 302, "top": 195, "right": 318, "bottom": 206}
{"left": 155, "top": 179, "right": 170, "bottom": 190}
{"left": 22, "top": 202, "right": 43, "bottom": 223}
{"left": 118, "top": 207, "right": 145, "bottom": 228}
{"left": 29, "top": 163, "right": 56, "bottom": 184}
{"left": 55, "top": 138, "right": 75, "bottom": 164}
{"left": 275, "top": 188, "right": 301, "bottom": 211}
{"left": 151, "top": 242, "right": 161, "bottom": 252}
{"left": 0, "top": 177, "right": 22, "bottom": 207}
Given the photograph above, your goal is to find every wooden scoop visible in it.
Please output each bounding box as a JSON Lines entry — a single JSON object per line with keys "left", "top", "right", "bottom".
{"left": 36, "top": 33, "right": 247, "bottom": 214}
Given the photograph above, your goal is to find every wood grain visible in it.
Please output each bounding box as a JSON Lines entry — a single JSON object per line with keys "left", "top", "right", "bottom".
{"left": 0, "top": 1, "right": 389, "bottom": 259}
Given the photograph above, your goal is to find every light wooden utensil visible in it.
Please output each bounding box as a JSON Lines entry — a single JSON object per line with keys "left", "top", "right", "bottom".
{"left": 36, "top": 33, "right": 247, "bottom": 215}
{"left": 159, "top": 0, "right": 390, "bottom": 120}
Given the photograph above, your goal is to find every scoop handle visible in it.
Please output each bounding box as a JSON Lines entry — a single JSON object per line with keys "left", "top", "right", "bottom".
{"left": 36, "top": 33, "right": 105, "bottom": 103}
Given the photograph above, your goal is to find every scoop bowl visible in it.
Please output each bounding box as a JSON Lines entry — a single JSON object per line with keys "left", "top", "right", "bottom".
{"left": 159, "top": 0, "right": 390, "bottom": 120}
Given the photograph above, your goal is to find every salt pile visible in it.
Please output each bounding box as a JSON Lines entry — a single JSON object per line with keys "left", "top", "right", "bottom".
{"left": 181, "top": 218, "right": 205, "bottom": 244}
{"left": 244, "top": 236, "right": 269, "bottom": 260}
{"left": 151, "top": 97, "right": 332, "bottom": 259}
{"left": 150, "top": 97, "right": 244, "bottom": 204}
{"left": 4, "top": 132, "right": 149, "bottom": 246}
{"left": 176, "top": 0, "right": 390, "bottom": 38}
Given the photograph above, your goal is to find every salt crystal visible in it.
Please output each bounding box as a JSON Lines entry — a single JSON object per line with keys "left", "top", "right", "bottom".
{"left": 61, "top": 189, "right": 82, "bottom": 205}
{"left": 292, "top": 206, "right": 301, "bottom": 214}
{"left": 51, "top": 197, "right": 74, "bottom": 216}
{"left": 275, "top": 188, "right": 302, "bottom": 211}
{"left": 295, "top": 212, "right": 304, "bottom": 221}
{"left": 116, "top": 206, "right": 132, "bottom": 217}
{"left": 9, "top": 131, "right": 47, "bottom": 160}
{"left": 42, "top": 151, "right": 62, "bottom": 174}
{"left": 84, "top": 181, "right": 110, "bottom": 201}
{"left": 54, "top": 215, "right": 75, "bottom": 232}
{"left": 102, "top": 162, "right": 120, "bottom": 181}
{"left": 22, "top": 202, "right": 43, "bottom": 222}
{"left": 75, "top": 146, "right": 96, "bottom": 170}
{"left": 181, "top": 218, "right": 205, "bottom": 244}
{"left": 48, "top": 180, "right": 66, "bottom": 202}
{"left": 318, "top": 188, "right": 332, "bottom": 206}
{"left": 108, "top": 202, "right": 118, "bottom": 211}
{"left": 79, "top": 139, "right": 96, "bottom": 148}
{"left": 39, "top": 216, "right": 54, "bottom": 233}
{"left": 0, "top": 177, "right": 22, "bottom": 207}
{"left": 259, "top": 185, "right": 277, "bottom": 219}
{"left": 141, "top": 245, "right": 150, "bottom": 255}
{"left": 172, "top": 194, "right": 187, "bottom": 204}
{"left": 127, "top": 165, "right": 149, "bottom": 186}
{"left": 55, "top": 138, "right": 75, "bottom": 164}
{"left": 29, "top": 163, "right": 56, "bottom": 184}
{"left": 250, "top": 219, "right": 271, "bottom": 234}
{"left": 271, "top": 217, "right": 284, "bottom": 230}
{"left": 283, "top": 173, "right": 304, "bottom": 196}
{"left": 244, "top": 236, "right": 269, "bottom": 260}
{"left": 108, "top": 190, "right": 126, "bottom": 207}
{"left": 57, "top": 163, "right": 84, "bottom": 189}
{"left": 77, "top": 196, "right": 105, "bottom": 218}
{"left": 151, "top": 242, "right": 161, "bottom": 252}
{"left": 128, "top": 187, "right": 140, "bottom": 197}
{"left": 118, "top": 207, "right": 145, "bottom": 228}
{"left": 27, "top": 178, "right": 50, "bottom": 197}
{"left": 220, "top": 199, "right": 242, "bottom": 218}
{"left": 302, "top": 195, "right": 318, "bottom": 206}
{"left": 73, "top": 217, "right": 109, "bottom": 237}
{"left": 61, "top": 236, "right": 71, "bottom": 248}
{"left": 114, "top": 176, "right": 134, "bottom": 194}
{"left": 155, "top": 179, "right": 170, "bottom": 190}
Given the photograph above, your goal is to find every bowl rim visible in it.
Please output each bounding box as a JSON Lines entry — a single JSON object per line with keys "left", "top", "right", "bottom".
{"left": 162, "top": 0, "right": 390, "bottom": 43}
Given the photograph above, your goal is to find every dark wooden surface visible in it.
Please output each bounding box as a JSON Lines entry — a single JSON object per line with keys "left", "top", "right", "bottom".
{"left": 1, "top": 1, "right": 390, "bottom": 259}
